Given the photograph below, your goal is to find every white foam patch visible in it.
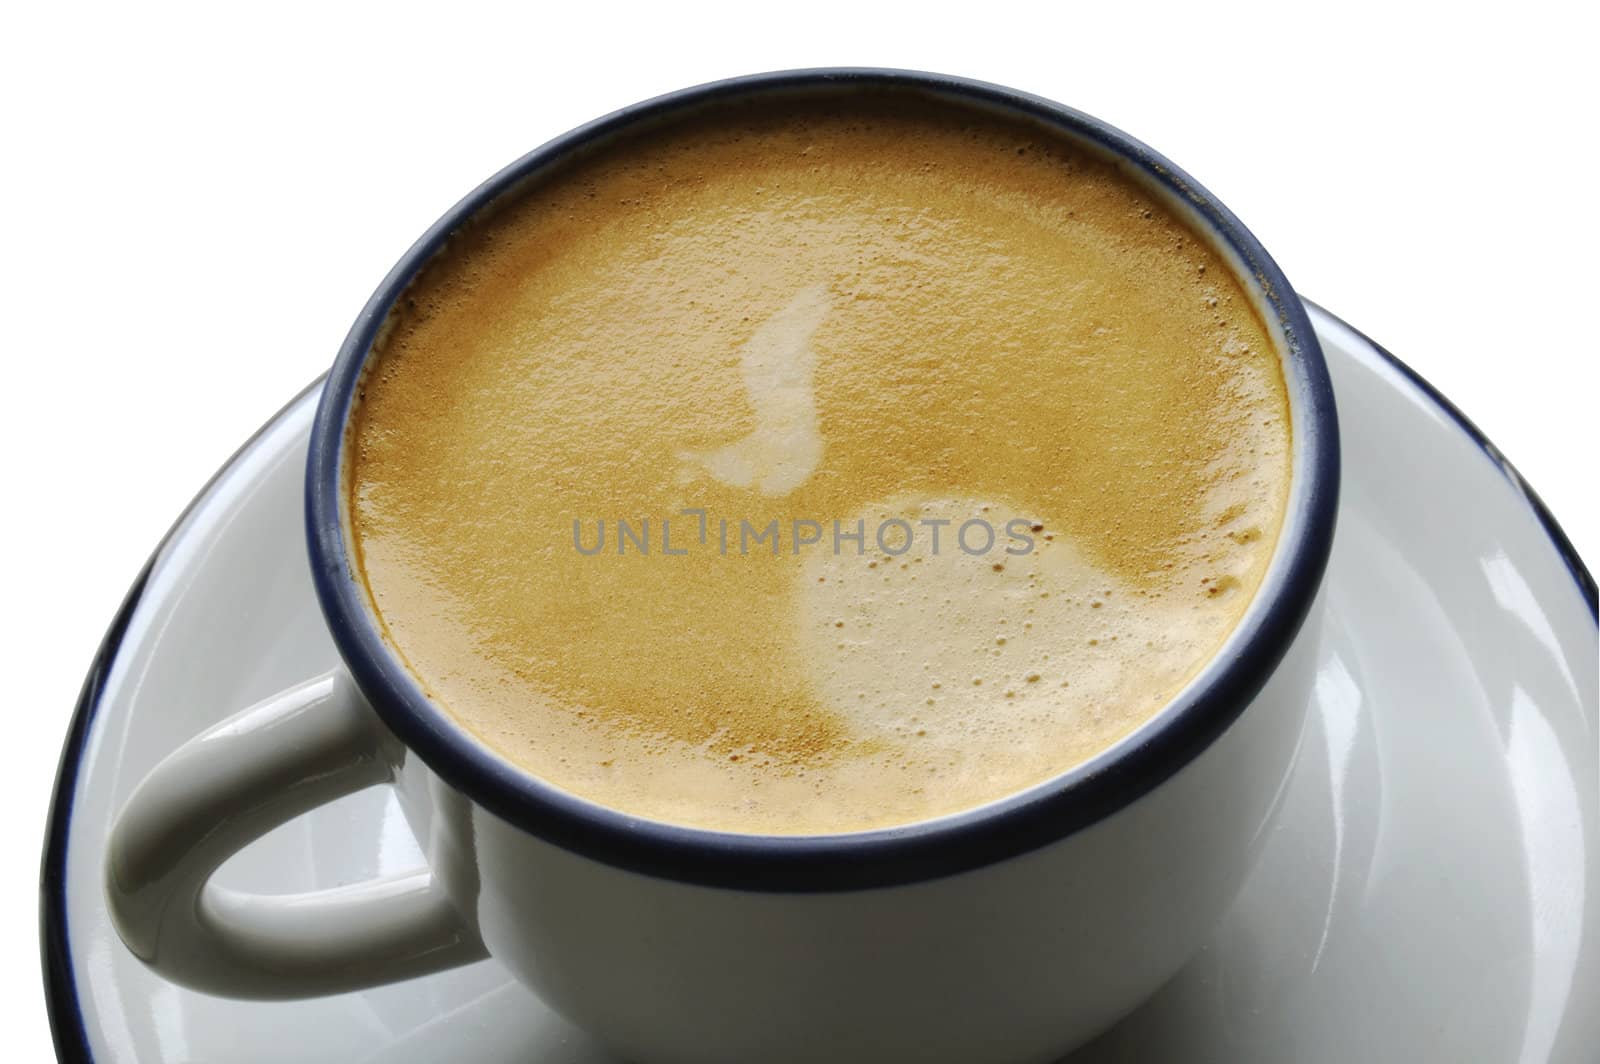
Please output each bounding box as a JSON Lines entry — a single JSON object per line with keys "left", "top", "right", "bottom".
{"left": 679, "top": 285, "right": 828, "bottom": 496}
{"left": 794, "top": 496, "right": 1222, "bottom": 766}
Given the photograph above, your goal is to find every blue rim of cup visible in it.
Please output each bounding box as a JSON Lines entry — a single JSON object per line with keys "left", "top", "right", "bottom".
{"left": 302, "top": 67, "right": 1342, "bottom": 892}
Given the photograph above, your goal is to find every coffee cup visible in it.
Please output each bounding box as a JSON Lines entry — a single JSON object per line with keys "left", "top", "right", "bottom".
{"left": 105, "top": 68, "right": 1339, "bottom": 1063}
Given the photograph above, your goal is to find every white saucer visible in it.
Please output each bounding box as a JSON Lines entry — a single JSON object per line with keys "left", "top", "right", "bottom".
{"left": 42, "top": 303, "right": 1599, "bottom": 1063}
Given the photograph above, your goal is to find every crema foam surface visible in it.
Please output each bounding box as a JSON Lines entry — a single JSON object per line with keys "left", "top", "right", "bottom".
{"left": 348, "top": 96, "right": 1291, "bottom": 834}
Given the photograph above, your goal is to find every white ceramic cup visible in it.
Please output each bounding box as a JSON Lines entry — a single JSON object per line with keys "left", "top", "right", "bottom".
{"left": 104, "top": 69, "right": 1340, "bottom": 1064}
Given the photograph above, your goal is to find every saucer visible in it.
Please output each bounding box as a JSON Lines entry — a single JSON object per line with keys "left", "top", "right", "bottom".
{"left": 41, "top": 303, "right": 1599, "bottom": 1063}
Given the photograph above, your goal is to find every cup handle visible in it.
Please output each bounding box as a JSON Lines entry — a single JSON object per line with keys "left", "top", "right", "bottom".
{"left": 104, "top": 667, "right": 486, "bottom": 998}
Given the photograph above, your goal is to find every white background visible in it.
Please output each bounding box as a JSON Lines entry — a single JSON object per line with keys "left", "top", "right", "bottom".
{"left": 3, "top": 1, "right": 1595, "bottom": 1056}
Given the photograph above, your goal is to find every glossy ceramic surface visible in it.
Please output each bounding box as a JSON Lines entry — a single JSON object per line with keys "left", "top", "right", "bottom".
{"left": 42, "top": 305, "right": 1599, "bottom": 1062}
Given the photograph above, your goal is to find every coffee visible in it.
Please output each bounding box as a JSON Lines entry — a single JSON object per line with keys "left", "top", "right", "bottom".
{"left": 346, "top": 94, "right": 1291, "bottom": 834}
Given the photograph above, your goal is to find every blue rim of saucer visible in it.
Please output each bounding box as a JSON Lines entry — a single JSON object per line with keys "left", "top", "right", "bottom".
{"left": 302, "top": 67, "right": 1341, "bottom": 895}
{"left": 39, "top": 307, "right": 1597, "bottom": 1062}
